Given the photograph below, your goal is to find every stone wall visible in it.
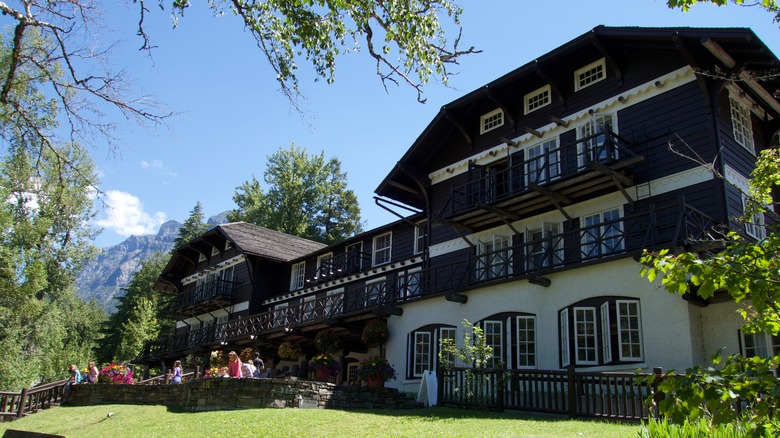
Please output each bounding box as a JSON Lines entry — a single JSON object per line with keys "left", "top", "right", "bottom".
{"left": 64, "top": 378, "right": 420, "bottom": 411}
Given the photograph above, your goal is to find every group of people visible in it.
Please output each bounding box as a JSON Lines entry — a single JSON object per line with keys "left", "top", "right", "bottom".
{"left": 69, "top": 362, "right": 99, "bottom": 384}
{"left": 169, "top": 351, "right": 266, "bottom": 383}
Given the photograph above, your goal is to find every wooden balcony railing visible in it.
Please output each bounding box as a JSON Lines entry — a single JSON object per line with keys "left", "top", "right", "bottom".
{"left": 307, "top": 250, "right": 373, "bottom": 284}
{"left": 175, "top": 278, "right": 238, "bottom": 310}
{"left": 138, "top": 200, "right": 718, "bottom": 362}
{"left": 441, "top": 126, "right": 639, "bottom": 218}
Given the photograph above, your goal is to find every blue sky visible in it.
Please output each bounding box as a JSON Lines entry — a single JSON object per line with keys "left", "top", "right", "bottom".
{"left": 90, "top": 0, "right": 780, "bottom": 247}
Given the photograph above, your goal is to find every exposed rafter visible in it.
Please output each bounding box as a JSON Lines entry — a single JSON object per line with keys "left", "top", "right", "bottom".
{"left": 550, "top": 116, "right": 569, "bottom": 128}
{"left": 484, "top": 86, "right": 516, "bottom": 128}
{"left": 529, "top": 183, "right": 573, "bottom": 221}
{"left": 434, "top": 218, "right": 476, "bottom": 248}
{"left": 387, "top": 180, "right": 421, "bottom": 196}
{"left": 588, "top": 161, "right": 635, "bottom": 204}
{"left": 442, "top": 107, "right": 473, "bottom": 148}
{"left": 533, "top": 60, "right": 564, "bottom": 108}
{"left": 590, "top": 33, "right": 622, "bottom": 86}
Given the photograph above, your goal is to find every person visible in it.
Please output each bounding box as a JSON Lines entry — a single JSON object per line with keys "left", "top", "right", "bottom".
{"left": 218, "top": 367, "right": 229, "bottom": 378}
{"left": 69, "top": 364, "right": 82, "bottom": 384}
{"left": 227, "top": 351, "right": 242, "bottom": 378}
{"left": 241, "top": 360, "right": 256, "bottom": 378}
{"left": 171, "top": 360, "right": 183, "bottom": 384}
{"left": 87, "top": 361, "right": 99, "bottom": 384}
{"left": 252, "top": 352, "right": 265, "bottom": 378}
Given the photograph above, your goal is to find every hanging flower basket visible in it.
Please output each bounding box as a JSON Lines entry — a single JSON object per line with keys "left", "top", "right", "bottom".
{"left": 361, "top": 319, "right": 389, "bottom": 347}
{"left": 314, "top": 330, "right": 341, "bottom": 354}
{"left": 278, "top": 342, "right": 302, "bottom": 360}
{"left": 357, "top": 356, "right": 396, "bottom": 383}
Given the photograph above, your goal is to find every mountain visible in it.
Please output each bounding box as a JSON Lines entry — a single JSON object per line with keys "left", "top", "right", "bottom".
{"left": 75, "top": 213, "right": 230, "bottom": 312}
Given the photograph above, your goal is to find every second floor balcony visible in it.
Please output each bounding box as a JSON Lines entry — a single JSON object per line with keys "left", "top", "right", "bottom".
{"left": 174, "top": 278, "right": 239, "bottom": 316}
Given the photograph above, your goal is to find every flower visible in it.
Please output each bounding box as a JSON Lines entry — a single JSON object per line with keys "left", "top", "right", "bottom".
{"left": 357, "top": 356, "right": 397, "bottom": 382}
{"left": 314, "top": 330, "right": 341, "bottom": 354}
{"left": 361, "top": 319, "right": 389, "bottom": 347}
{"left": 278, "top": 342, "right": 302, "bottom": 360}
{"left": 309, "top": 354, "right": 340, "bottom": 375}
{"left": 210, "top": 350, "right": 228, "bottom": 369}
{"left": 239, "top": 348, "right": 254, "bottom": 362}
{"left": 98, "top": 363, "right": 134, "bottom": 384}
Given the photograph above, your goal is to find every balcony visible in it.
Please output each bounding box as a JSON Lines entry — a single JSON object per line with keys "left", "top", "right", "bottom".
{"left": 137, "top": 200, "right": 718, "bottom": 362}
{"left": 174, "top": 278, "right": 238, "bottom": 316}
{"left": 440, "top": 127, "right": 643, "bottom": 230}
{"left": 307, "top": 250, "right": 373, "bottom": 284}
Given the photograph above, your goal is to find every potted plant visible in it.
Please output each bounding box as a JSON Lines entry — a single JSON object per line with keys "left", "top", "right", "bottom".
{"left": 361, "top": 319, "right": 389, "bottom": 347}
{"left": 210, "top": 350, "right": 229, "bottom": 369}
{"left": 357, "top": 356, "right": 396, "bottom": 388}
{"left": 98, "top": 363, "right": 134, "bottom": 384}
{"left": 309, "top": 354, "right": 340, "bottom": 381}
{"left": 314, "top": 329, "right": 341, "bottom": 354}
{"left": 278, "top": 342, "right": 302, "bottom": 360}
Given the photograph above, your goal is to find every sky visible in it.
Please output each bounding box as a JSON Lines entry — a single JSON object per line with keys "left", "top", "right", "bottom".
{"left": 88, "top": 0, "right": 780, "bottom": 247}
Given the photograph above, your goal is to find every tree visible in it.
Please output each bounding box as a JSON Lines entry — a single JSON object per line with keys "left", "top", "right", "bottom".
{"left": 667, "top": 0, "right": 780, "bottom": 25}
{"left": 98, "top": 252, "right": 173, "bottom": 364}
{"left": 174, "top": 202, "right": 210, "bottom": 248}
{"left": 228, "top": 143, "right": 363, "bottom": 244}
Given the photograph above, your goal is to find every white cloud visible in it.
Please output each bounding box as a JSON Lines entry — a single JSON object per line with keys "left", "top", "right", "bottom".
{"left": 94, "top": 190, "right": 167, "bottom": 236}
{"left": 141, "top": 160, "right": 178, "bottom": 177}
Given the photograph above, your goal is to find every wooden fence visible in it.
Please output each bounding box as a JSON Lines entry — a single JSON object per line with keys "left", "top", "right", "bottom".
{"left": 438, "top": 367, "right": 657, "bottom": 422}
{"left": 0, "top": 379, "right": 70, "bottom": 422}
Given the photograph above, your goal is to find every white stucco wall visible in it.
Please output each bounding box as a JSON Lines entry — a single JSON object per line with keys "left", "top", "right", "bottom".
{"left": 382, "top": 257, "right": 744, "bottom": 393}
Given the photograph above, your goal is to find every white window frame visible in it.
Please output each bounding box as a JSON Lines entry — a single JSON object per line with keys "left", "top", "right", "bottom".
{"left": 741, "top": 331, "right": 780, "bottom": 361}
{"left": 477, "top": 235, "right": 512, "bottom": 281}
{"left": 524, "top": 85, "right": 551, "bottom": 114}
{"left": 317, "top": 252, "right": 334, "bottom": 278}
{"left": 324, "top": 288, "right": 343, "bottom": 318}
{"left": 729, "top": 95, "right": 756, "bottom": 154}
{"left": 414, "top": 220, "right": 426, "bottom": 255}
{"left": 581, "top": 208, "right": 623, "bottom": 258}
{"left": 413, "top": 331, "right": 432, "bottom": 377}
{"left": 516, "top": 316, "right": 536, "bottom": 369}
{"left": 574, "top": 58, "right": 606, "bottom": 91}
{"left": 742, "top": 193, "right": 766, "bottom": 240}
{"left": 346, "top": 242, "right": 364, "bottom": 272}
{"left": 373, "top": 232, "right": 392, "bottom": 266}
{"left": 365, "top": 278, "right": 386, "bottom": 307}
{"left": 525, "top": 138, "right": 560, "bottom": 186}
{"left": 483, "top": 320, "right": 504, "bottom": 368}
{"left": 398, "top": 268, "right": 422, "bottom": 298}
{"left": 439, "top": 327, "right": 457, "bottom": 369}
{"left": 577, "top": 113, "right": 617, "bottom": 168}
{"left": 560, "top": 309, "right": 570, "bottom": 367}
{"left": 574, "top": 307, "right": 598, "bottom": 365}
{"left": 480, "top": 108, "right": 504, "bottom": 134}
{"left": 290, "top": 261, "right": 306, "bottom": 291}
{"left": 616, "top": 300, "right": 643, "bottom": 361}
{"left": 302, "top": 296, "right": 316, "bottom": 320}
{"left": 526, "top": 222, "right": 562, "bottom": 271}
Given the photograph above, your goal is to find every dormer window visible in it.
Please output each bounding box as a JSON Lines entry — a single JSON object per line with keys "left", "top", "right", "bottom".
{"left": 574, "top": 58, "right": 606, "bottom": 91}
{"left": 480, "top": 109, "right": 504, "bottom": 134}
{"left": 524, "top": 85, "right": 551, "bottom": 114}
{"left": 290, "top": 261, "right": 305, "bottom": 290}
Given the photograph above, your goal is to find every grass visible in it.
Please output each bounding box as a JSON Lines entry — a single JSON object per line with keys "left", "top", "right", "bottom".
{"left": 0, "top": 405, "right": 639, "bottom": 437}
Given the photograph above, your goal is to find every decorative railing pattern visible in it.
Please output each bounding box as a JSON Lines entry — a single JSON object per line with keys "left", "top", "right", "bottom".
{"left": 438, "top": 367, "right": 652, "bottom": 421}
{"left": 140, "top": 200, "right": 718, "bottom": 361}
{"left": 175, "top": 278, "right": 238, "bottom": 309}
{"left": 308, "top": 251, "right": 373, "bottom": 283}
{"left": 442, "top": 127, "right": 638, "bottom": 218}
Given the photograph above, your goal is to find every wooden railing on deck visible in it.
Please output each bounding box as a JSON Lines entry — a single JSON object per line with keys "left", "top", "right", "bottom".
{"left": 0, "top": 379, "right": 69, "bottom": 422}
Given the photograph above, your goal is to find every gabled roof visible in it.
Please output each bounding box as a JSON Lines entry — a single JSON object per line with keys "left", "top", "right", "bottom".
{"left": 218, "top": 222, "right": 327, "bottom": 262}
{"left": 375, "top": 25, "right": 780, "bottom": 209}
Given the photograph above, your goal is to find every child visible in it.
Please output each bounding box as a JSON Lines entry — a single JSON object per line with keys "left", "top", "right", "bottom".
{"left": 171, "top": 360, "right": 183, "bottom": 384}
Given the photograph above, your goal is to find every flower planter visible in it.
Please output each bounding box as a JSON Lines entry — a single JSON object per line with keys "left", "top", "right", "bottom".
{"left": 367, "top": 375, "right": 384, "bottom": 389}
{"left": 315, "top": 368, "right": 331, "bottom": 382}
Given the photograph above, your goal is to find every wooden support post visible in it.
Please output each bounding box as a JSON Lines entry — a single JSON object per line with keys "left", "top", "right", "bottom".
{"left": 164, "top": 369, "right": 171, "bottom": 385}
{"left": 652, "top": 367, "right": 664, "bottom": 419}
{"left": 16, "top": 387, "right": 27, "bottom": 419}
{"left": 567, "top": 365, "right": 577, "bottom": 419}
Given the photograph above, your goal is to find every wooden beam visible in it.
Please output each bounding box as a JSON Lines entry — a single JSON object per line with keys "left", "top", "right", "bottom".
{"left": 533, "top": 60, "right": 565, "bottom": 108}
{"left": 590, "top": 34, "right": 623, "bottom": 86}
{"left": 478, "top": 203, "right": 520, "bottom": 222}
{"left": 528, "top": 274, "right": 551, "bottom": 288}
{"left": 529, "top": 183, "right": 573, "bottom": 221}
{"left": 550, "top": 116, "right": 569, "bottom": 128}
{"left": 524, "top": 127, "right": 543, "bottom": 138}
{"left": 588, "top": 161, "right": 635, "bottom": 204}
{"left": 445, "top": 293, "right": 468, "bottom": 304}
{"left": 485, "top": 86, "right": 516, "bottom": 129}
{"left": 500, "top": 137, "right": 519, "bottom": 148}
{"left": 442, "top": 107, "right": 473, "bottom": 148}
{"left": 387, "top": 180, "right": 421, "bottom": 196}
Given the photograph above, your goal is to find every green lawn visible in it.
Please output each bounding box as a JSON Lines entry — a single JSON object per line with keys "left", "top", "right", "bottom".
{"left": 0, "top": 405, "right": 639, "bottom": 437}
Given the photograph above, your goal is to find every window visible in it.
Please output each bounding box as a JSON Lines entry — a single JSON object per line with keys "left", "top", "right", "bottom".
{"left": 407, "top": 325, "right": 457, "bottom": 378}
{"left": 365, "top": 279, "right": 386, "bottom": 307}
{"left": 345, "top": 242, "right": 364, "bottom": 273}
{"left": 476, "top": 235, "right": 512, "bottom": 281}
{"left": 324, "top": 289, "right": 343, "bottom": 318}
{"left": 290, "top": 262, "right": 305, "bottom": 290}
{"left": 302, "top": 296, "right": 316, "bottom": 320}
{"left": 480, "top": 109, "right": 504, "bottom": 134}
{"left": 439, "top": 327, "right": 456, "bottom": 368}
{"left": 483, "top": 321, "right": 504, "bottom": 368}
{"left": 574, "top": 307, "right": 598, "bottom": 365}
{"left": 560, "top": 298, "right": 643, "bottom": 367}
{"left": 525, "top": 139, "right": 559, "bottom": 185}
{"left": 397, "top": 268, "right": 422, "bottom": 298}
{"left": 414, "top": 220, "right": 427, "bottom": 255}
{"left": 516, "top": 316, "right": 536, "bottom": 368}
{"left": 577, "top": 114, "right": 617, "bottom": 168}
{"left": 317, "top": 253, "right": 333, "bottom": 279}
{"left": 574, "top": 58, "right": 606, "bottom": 91}
{"left": 373, "top": 233, "right": 392, "bottom": 266}
{"left": 524, "top": 85, "right": 551, "bottom": 114}
{"left": 742, "top": 193, "right": 766, "bottom": 240}
{"left": 741, "top": 331, "right": 779, "bottom": 359}
{"left": 581, "top": 208, "right": 623, "bottom": 258}
{"left": 347, "top": 363, "right": 359, "bottom": 384}
{"left": 729, "top": 95, "right": 755, "bottom": 154}
{"left": 526, "top": 223, "right": 562, "bottom": 271}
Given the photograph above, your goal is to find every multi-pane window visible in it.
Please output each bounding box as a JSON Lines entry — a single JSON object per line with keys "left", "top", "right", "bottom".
{"left": 560, "top": 298, "right": 643, "bottom": 367}
{"left": 742, "top": 193, "right": 766, "bottom": 240}
{"left": 577, "top": 114, "right": 617, "bottom": 168}
{"left": 524, "top": 85, "right": 551, "bottom": 114}
{"left": 526, "top": 223, "right": 562, "bottom": 271}
{"left": 414, "top": 220, "right": 427, "bottom": 255}
{"left": 581, "top": 208, "right": 623, "bottom": 258}
{"left": 480, "top": 109, "right": 504, "bottom": 134}
{"left": 574, "top": 58, "right": 606, "bottom": 91}
{"left": 317, "top": 253, "right": 333, "bottom": 279}
{"left": 397, "top": 268, "right": 422, "bottom": 298}
{"left": 365, "top": 279, "right": 386, "bottom": 307}
{"left": 574, "top": 307, "right": 598, "bottom": 365}
{"left": 476, "top": 235, "right": 512, "bottom": 281}
{"left": 525, "top": 139, "right": 559, "bottom": 185}
{"left": 483, "top": 321, "right": 504, "bottom": 368}
{"left": 439, "top": 327, "right": 456, "bottom": 368}
{"left": 516, "top": 316, "right": 536, "bottom": 368}
{"left": 290, "top": 261, "right": 305, "bottom": 290}
{"left": 373, "top": 233, "right": 392, "bottom": 266}
{"left": 413, "top": 332, "right": 431, "bottom": 376}
{"left": 346, "top": 242, "right": 363, "bottom": 273}
{"left": 729, "top": 96, "right": 755, "bottom": 154}
{"left": 324, "top": 289, "right": 343, "bottom": 318}
{"left": 617, "top": 300, "right": 643, "bottom": 360}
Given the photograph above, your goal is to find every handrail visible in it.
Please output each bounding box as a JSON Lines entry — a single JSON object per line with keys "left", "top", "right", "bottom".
{"left": 0, "top": 379, "right": 69, "bottom": 422}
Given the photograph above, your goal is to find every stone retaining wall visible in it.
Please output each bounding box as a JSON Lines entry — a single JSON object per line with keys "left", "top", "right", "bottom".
{"left": 64, "top": 378, "right": 420, "bottom": 411}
